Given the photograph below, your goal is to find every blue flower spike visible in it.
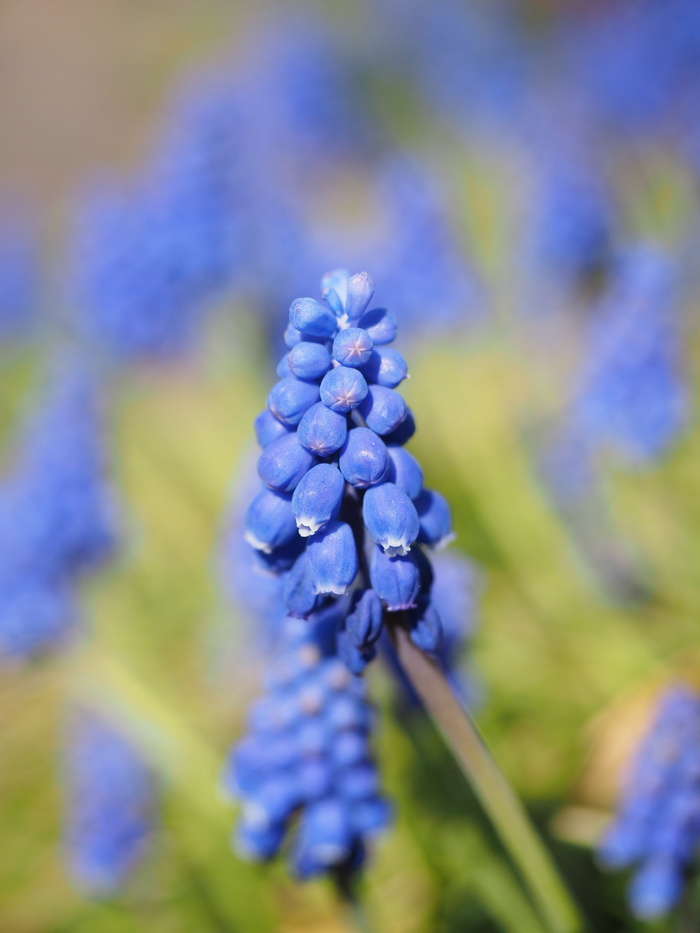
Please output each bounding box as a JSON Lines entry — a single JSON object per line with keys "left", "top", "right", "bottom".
{"left": 598, "top": 685, "right": 700, "bottom": 920}
{"left": 225, "top": 270, "right": 465, "bottom": 882}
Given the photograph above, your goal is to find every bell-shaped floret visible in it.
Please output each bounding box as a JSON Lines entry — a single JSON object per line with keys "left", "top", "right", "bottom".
{"left": 369, "top": 546, "right": 420, "bottom": 610}
{"left": 276, "top": 354, "right": 293, "bottom": 378}
{"left": 292, "top": 463, "right": 345, "bottom": 538}
{"left": 358, "top": 307, "right": 397, "bottom": 345}
{"left": 254, "top": 410, "right": 293, "bottom": 449}
{"left": 320, "top": 367, "right": 368, "bottom": 413}
{"left": 415, "top": 488, "right": 454, "bottom": 547}
{"left": 363, "top": 482, "right": 419, "bottom": 556}
{"left": 284, "top": 552, "right": 326, "bottom": 618}
{"left": 386, "top": 446, "right": 423, "bottom": 499}
{"left": 338, "top": 426, "right": 388, "bottom": 488}
{"left": 344, "top": 272, "right": 375, "bottom": 325}
{"left": 408, "top": 597, "right": 443, "bottom": 653}
{"left": 346, "top": 589, "right": 383, "bottom": 649}
{"left": 307, "top": 520, "right": 358, "bottom": 596}
{"left": 361, "top": 347, "right": 408, "bottom": 388}
{"left": 332, "top": 328, "right": 373, "bottom": 368}
{"left": 289, "top": 297, "right": 338, "bottom": 339}
{"left": 244, "top": 488, "right": 298, "bottom": 554}
{"left": 236, "top": 816, "right": 286, "bottom": 861}
{"left": 321, "top": 268, "right": 349, "bottom": 315}
{"left": 297, "top": 402, "right": 348, "bottom": 456}
{"left": 384, "top": 408, "right": 416, "bottom": 445}
{"left": 267, "top": 377, "right": 320, "bottom": 426}
{"left": 358, "top": 308, "right": 398, "bottom": 347}
{"left": 258, "top": 433, "right": 316, "bottom": 493}
{"left": 292, "top": 799, "right": 354, "bottom": 879}
{"left": 358, "top": 385, "right": 407, "bottom": 435}
{"left": 288, "top": 342, "right": 332, "bottom": 381}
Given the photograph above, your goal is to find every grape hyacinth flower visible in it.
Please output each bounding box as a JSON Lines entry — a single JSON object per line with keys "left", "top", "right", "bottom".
{"left": 226, "top": 270, "right": 464, "bottom": 878}
{"left": 0, "top": 366, "right": 117, "bottom": 660}
{"left": 224, "top": 607, "right": 390, "bottom": 878}
{"left": 242, "top": 270, "right": 455, "bottom": 675}
{"left": 599, "top": 685, "right": 700, "bottom": 920}
{"left": 63, "top": 710, "right": 157, "bottom": 895}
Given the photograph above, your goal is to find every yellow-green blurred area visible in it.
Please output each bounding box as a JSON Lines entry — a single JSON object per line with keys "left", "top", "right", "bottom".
{"left": 1, "top": 1, "right": 700, "bottom": 932}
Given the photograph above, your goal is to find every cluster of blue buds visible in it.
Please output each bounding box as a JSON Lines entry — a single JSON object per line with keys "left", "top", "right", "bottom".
{"left": 599, "top": 685, "right": 700, "bottom": 919}
{"left": 573, "top": 246, "right": 686, "bottom": 466}
{"left": 224, "top": 606, "right": 390, "bottom": 878}
{"left": 226, "top": 270, "right": 459, "bottom": 878}
{"left": 63, "top": 709, "right": 156, "bottom": 895}
{"left": 245, "top": 270, "right": 453, "bottom": 675}
{"left": 0, "top": 366, "right": 117, "bottom": 659}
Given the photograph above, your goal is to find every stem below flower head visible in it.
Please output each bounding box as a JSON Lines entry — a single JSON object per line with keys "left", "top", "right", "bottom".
{"left": 386, "top": 620, "right": 585, "bottom": 933}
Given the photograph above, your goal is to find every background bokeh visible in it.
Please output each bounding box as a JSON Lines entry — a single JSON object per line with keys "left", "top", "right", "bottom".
{"left": 1, "top": 1, "right": 699, "bottom": 930}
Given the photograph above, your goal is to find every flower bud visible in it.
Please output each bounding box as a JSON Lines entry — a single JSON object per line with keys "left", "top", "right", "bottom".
{"left": 338, "top": 426, "right": 388, "bottom": 488}
{"left": 284, "top": 552, "right": 325, "bottom": 618}
{"left": 370, "top": 546, "right": 420, "bottom": 610}
{"left": 289, "top": 297, "right": 338, "bottom": 338}
{"left": 358, "top": 307, "right": 397, "bottom": 345}
{"left": 258, "top": 433, "right": 316, "bottom": 493}
{"left": 338, "top": 628, "right": 375, "bottom": 675}
{"left": 361, "top": 347, "right": 408, "bottom": 388}
{"left": 307, "top": 520, "right": 358, "bottom": 596}
{"left": 276, "top": 353, "right": 293, "bottom": 378}
{"left": 408, "top": 598, "right": 443, "bottom": 653}
{"left": 358, "top": 385, "right": 407, "bottom": 435}
{"left": 244, "top": 488, "right": 298, "bottom": 553}
{"left": 415, "top": 489, "right": 454, "bottom": 548}
{"left": 332, "top": 328, "right": 373, "bottom": 368}
{"left": 297, "top": 402, "right": 348, "bottom": 456}
{"left": 292, "top": 463, "right": 345, "bottom": 537}
{"left": 267, "top": 377, "right": 319, "bottom": 426}
{"left": 321, "top": 268, "right": 349, "bottom": 312}
{"left": 254, "top": 409, "right": 293, "bottom": 448}
{"left": 344, "top": 272, "right": 375, "bottom": 324}
{"left": 320, "top": 367, "right": 368, "bottom": 412}
{"left": 363, "top": 482, "right": 420, "bottom": 556}
{"left": 288, "top": 342, "right": 332, "bottom": 381}
{"left": 346, "top": 589, "right": 383, "bottom": 649}
{"left": 384, "top": 407, "right": 416, "bottom": 445}
{"left": 236, "top": 818, "right": 286, "bottom": 860}
{"left": 284, "top": 323, "right": 303, "bottom": 349}
{"left": 386, "top": 446, "right": 423, "bottom": 499}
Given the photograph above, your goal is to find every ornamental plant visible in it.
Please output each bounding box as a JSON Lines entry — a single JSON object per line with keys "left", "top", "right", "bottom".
{"left": 599, "top": 685, "right": 700, "bottom": 920}
{"left": 225, "top": 271, "right": 582, "bottom": 933}
{"left": 243, "top": 269, "right": 452, "bottom": 674}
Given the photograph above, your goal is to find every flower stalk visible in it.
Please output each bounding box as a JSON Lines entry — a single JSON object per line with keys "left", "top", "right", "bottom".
{"left": 387, "top": 620, "right": 584, "bottom": 933}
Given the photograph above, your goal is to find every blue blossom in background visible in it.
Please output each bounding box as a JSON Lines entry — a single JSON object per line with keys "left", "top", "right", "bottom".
{"left": 518, "top": 136, "right": 614, "bottom": 297}
{"left": 572, "top": 247, "right": 687, "bottom": 466}
{"left": 224, "top": 606, "right": 390, "bottom": 878}
{"left": 0, "top": 365, "right": 117, "bottom": 660}
{"left": 72, "top": 77, "right": 241, "bottom": 360}
{"left": 559, "top": 0, "right": 700, "bottom": 139}
{"left": 63, "top": 710, "right": 156, "bottom": 896}
{"left": 367, "top": 0, "right": 528, "bottom": 131}
{"left": 599, "top": 685, "right": 700, "bottom": 920}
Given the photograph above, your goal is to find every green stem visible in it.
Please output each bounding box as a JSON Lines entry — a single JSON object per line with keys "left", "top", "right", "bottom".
{"left": 387, "top": 623, "right": 585, "bottom": 933}
{"left": 333, "top": 872, "right": 373, "bottom": 933}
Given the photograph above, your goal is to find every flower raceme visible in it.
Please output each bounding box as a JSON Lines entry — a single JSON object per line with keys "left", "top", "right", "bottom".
{"left": 599, "top": 685, "right": 700, "bottom": 920}
{"left": 244, "top": 269, "right": 455, "bottom": 674}
{"left": 229, "top": 271, "right": 458, "bottom": 880}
